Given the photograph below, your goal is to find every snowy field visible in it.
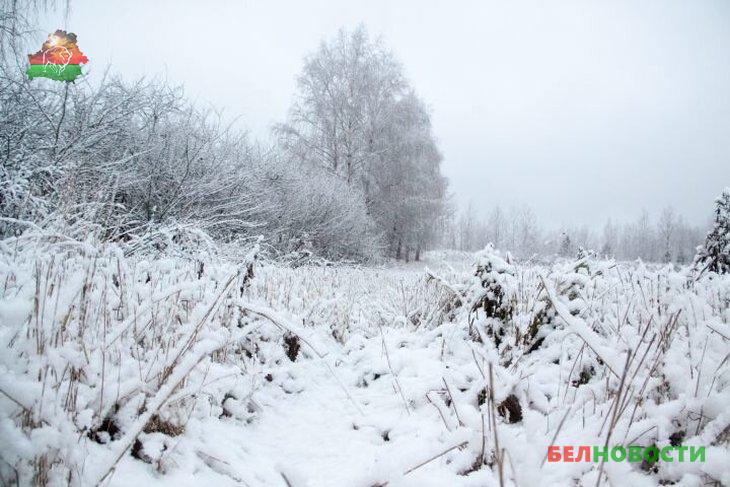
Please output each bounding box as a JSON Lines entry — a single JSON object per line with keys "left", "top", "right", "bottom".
{"left": 1, "top": 239, "right": 728, "bottom": 487}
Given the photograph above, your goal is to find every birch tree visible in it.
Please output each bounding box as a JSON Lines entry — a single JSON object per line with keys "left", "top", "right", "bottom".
{"left": 278, "top": 26, "right": 448, "bottom": 259}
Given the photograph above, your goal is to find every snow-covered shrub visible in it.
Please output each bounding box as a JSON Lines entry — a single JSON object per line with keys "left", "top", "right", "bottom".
{"left": 261, "top": 162, "right": 383, "bottom": 262}
{"left": 0, "top": 64, "right": 385, "bottom": 262}
{"left": 471, "top": 244, "right": 516, "bottom": 323}
{"left": 694, "top": 187, "right": 730, "bottom": 275}
{"left": 433, "top": 251, "right": 730, "bottom": 486}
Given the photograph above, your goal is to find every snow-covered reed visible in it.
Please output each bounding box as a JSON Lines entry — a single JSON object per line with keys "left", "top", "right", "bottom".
{"left": 0, "top": 238, "right": 728, "bottom": 486}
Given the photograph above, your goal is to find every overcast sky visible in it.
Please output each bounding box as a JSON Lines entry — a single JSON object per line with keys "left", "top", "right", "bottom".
{"left": 44, "top": 0, "right": 730, "bottom": 227}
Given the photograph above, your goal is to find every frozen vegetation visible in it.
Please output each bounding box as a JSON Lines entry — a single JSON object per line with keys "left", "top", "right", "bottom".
{"left": 1, "top": 3, "right": 729, "bottom": 486}
{"left": 1, "top": 230, "right": 728, "bottom": 486}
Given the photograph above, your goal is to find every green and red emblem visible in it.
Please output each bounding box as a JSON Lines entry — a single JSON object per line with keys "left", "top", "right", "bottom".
{"left": 27, "top": 30, "right": 89, "bottom": 82}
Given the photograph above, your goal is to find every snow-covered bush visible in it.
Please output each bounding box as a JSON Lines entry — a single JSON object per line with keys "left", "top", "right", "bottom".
{"left": 472, "top": 244, "right": 517, "bottom": 322}
{"left": 260, "top": 162, "right": 382, "bottom": 262}
{"left": 432, "top": 250, "right": 730, "bottom": 485}
{"left": 0, "top": 64, "right": 384, "bottom": 261}
{"left": 694, "top": 187, "right": 730, "bottom": 275}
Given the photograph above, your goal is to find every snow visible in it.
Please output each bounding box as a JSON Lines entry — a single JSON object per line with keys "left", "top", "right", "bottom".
{"left": 0, "top": 242, "right": 728, "bottom": 486}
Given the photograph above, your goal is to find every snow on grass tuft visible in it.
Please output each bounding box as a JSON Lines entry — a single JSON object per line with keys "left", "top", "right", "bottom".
{"left": 0, "top": 240, "right": 728, "bottom": 486}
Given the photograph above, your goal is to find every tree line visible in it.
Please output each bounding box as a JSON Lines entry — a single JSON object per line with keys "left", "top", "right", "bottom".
{"left": 2, "top": 3, "right": 723, "bottom": 265}
{"left": 1, "top": 4, "right": 446, "bottom": 261}
{"left": 444, "top": 203, "right": 708, "bottom": 263}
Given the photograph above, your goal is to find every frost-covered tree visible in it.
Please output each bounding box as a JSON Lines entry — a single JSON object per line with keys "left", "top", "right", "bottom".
{"left": 0, "top": 3, "right": 386, "bottom": 260}
{"left": 635, "top": 210, "right": 656, "bottom": 261}
{"left": 276, "top": 26, "right": 402, "bottom": 186}
{"left": 694, "top": 188, "right": 730, "bottom": 274}
{"left": 559, "top": 233, "right": 572, "bottom": 257}
{"left": 517, "top": 206, "right": 540, "bottom": 257}
{"left": 601, "top": 218, "right": 616, "bottom": 258}
{"left": 455, "top": 203, "right": 488, "bottom": 251}
{"left": 657, "top": 206, "right": 676, "bottom": 263}
{"left": 487, "top": 205, "right": 505, "bottom": 250}
{"left": 277, "top": 26, "right": 447, "bottom": 259}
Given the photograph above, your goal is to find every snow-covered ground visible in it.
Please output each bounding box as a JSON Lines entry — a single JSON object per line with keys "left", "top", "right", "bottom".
{"left": 1, "top": 240, "right": 728, "bottom": 486}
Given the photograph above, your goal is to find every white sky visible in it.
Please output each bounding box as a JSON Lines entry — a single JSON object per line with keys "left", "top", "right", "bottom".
{"left": 43, "top": 0, "right": 730, "bottom": 227}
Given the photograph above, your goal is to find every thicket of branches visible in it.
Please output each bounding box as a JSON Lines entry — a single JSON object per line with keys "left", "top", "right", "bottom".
{"left": 1, "top": 6, "right": 446, "bottom": 261}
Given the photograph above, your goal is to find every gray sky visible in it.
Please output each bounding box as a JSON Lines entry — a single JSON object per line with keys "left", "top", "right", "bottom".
{"left": 46, "top": 0, "right": 730, "bottom": 227}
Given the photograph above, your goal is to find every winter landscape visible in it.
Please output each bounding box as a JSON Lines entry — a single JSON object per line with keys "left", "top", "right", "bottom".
{"left": 1, "top": 1, "right": 729, "bottom": 486}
